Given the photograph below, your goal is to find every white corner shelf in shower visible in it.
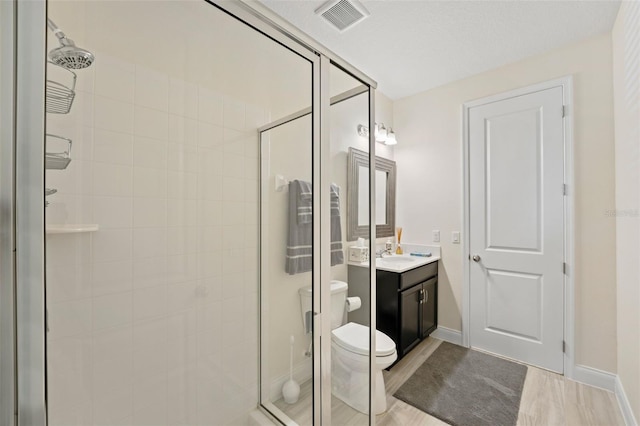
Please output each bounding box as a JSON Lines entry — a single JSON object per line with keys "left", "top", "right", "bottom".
{"left": 46, "top": 224, "right": 99, "bottom": 234}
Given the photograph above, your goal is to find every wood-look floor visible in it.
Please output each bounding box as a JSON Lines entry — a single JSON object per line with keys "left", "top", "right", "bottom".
{"left": 274, "top": 338, "right": 625, "bottom": 426}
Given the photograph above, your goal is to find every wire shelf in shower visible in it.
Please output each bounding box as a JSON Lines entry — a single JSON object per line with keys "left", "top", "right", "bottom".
{"left": 45, "top": 134, "right": 72, "bottom": 170}
{"left": 46, "top": 61, "right": 77, "bottom": 114}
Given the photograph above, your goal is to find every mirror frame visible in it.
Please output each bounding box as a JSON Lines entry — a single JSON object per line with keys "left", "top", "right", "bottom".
{"left": 347, "top": 147, "right": 396, "bottom": 241}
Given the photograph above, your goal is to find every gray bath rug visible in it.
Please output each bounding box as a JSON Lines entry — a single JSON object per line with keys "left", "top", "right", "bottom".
{"left": 393, "top": 342, "right": 527, "bottom": 426}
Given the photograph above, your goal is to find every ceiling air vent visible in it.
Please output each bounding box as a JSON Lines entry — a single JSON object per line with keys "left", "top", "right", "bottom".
{"left": 315, "top": 0, "right": 370, "bottom": 32}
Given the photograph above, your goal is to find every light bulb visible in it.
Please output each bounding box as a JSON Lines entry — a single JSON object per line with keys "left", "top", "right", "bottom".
{"left": 385, "top": 128, "right": 397, "bottom": 145}
{"left": 376, "top": 123, "right": 388, "bottom": 143}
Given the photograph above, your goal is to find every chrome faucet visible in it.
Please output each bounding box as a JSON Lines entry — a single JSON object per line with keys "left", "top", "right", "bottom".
{"left": 375, "top": 249, "right": 390, "bottom": 258}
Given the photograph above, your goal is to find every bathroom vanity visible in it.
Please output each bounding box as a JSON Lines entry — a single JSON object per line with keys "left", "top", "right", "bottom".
{"left": 377, "top": 261, "right": 438, "bottom": 360}
{"left": 348, "top": 252, "right": 439, "bottom": 365}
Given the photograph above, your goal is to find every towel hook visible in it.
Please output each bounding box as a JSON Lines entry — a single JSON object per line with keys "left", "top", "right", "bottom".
{"left": 275, "top": 174, "right": 289, "bottom": 192}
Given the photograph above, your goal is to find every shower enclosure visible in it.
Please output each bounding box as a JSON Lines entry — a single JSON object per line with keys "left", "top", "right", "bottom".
{"left": 0, "top": 1, "right": 378, "bottom": 425}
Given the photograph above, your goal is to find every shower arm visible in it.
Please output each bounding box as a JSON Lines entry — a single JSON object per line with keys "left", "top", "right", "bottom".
{"left": 47, "top": 19, "right": 71, "bottom": 45}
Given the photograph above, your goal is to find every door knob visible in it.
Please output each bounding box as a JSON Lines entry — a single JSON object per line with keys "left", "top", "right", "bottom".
{"left": 472, "top": 254, "right": 481, "bottom": 262}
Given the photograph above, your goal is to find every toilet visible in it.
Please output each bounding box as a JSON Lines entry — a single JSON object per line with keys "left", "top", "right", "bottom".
{"left": 299, "top": 280, "right": 397, "bottom": 415}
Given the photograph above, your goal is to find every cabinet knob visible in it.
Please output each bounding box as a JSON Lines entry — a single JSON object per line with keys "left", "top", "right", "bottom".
{"left": 472, "top": 254, "right": 481, "bottom": 262}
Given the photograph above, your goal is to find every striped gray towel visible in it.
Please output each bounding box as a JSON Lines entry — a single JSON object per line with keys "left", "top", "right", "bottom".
{"left": 285, "top": 180, "right": 344, "bottom": 275}
{"left": 330, "top": 184, "right": 344, "bottom": 266}
{"left": 297, "top": 180, "right": 312, "bottom": 224}
{"left": 286, "top": 180, "right": 313, "bottom": 274}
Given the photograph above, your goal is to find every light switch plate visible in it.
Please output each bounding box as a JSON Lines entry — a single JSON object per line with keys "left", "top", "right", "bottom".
{"left": 433, "top": 230, "right": 440, "bottom": 243}
{"left": 452, "top": 231, "right": 460, "bottom": 244}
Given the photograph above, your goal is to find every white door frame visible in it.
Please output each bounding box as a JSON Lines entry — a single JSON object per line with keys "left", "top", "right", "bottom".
{"left": 461, "top": 76, "right": 575, "bottom": 377}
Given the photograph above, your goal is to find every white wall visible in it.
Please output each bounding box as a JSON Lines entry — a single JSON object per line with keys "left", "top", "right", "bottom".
{"left": 394, "top": 34, "right": 618, "bottom": 373}
{"left": 46, "top": 52, "right": 266, "bottom": 426}
{"left": 612, "top": 1, "right": 640, "bottom": 421}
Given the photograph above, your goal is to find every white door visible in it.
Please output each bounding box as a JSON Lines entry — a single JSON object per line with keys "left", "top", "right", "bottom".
{"left": 469, "top": 86, "right": 565, "bottom": 373}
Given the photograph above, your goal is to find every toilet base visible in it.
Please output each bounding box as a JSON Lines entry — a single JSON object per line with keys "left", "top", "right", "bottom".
{"left": 331, "top": 346, "right": 395, "bottom": 415}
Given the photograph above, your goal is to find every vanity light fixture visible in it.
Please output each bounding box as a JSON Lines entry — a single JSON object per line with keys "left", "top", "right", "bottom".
{"left": 356, "top": 123, "right": 398, "bottom": 145}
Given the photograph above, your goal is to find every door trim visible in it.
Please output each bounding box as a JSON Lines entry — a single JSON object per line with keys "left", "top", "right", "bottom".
{"left": 461, "top": 76, "right": 575, "bottom": 377}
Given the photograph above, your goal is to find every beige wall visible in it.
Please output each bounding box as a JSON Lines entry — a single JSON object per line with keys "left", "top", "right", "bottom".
{"left": 612, "top": 1, "right": 640, "bottom": 421}
{"left": 394, "top": 34, "right": 617, "bottom": 372}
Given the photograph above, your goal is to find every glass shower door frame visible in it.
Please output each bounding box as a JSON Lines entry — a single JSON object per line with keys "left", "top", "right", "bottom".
{"left": 13, "top": 0, "right": 47, "bottom": 425}
{"left": 0, "top": 0, "right": 17, "bottom": 424}
{"left": 10, "top": 0, "right": 379, "bottom": 424}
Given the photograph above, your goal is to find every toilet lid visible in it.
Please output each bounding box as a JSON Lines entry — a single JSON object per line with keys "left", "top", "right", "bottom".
{"left": 332, "top": 322, "right": 396, "bottom": 357}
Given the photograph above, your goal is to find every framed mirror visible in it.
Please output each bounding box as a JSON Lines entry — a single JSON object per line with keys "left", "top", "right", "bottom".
{"left": 347, "top": 147, "right": 396, "bottom": 241}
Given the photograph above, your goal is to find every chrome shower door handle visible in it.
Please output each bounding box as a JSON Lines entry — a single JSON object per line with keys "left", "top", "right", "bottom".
{"left": 304, "top": 310, "right": 314, "bottom": 334}
{"left": 472, "top": 254, "right": 481, "bottom": 262}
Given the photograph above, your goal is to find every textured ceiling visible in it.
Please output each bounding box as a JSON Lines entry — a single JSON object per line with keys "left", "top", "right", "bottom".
{"left": 260, "top": 0, "right": 621, "bottom": 100}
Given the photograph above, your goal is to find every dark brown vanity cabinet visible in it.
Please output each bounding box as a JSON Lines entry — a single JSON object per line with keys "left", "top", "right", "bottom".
{"left": 377, "top": 262, "right": 438, "bottom": 361}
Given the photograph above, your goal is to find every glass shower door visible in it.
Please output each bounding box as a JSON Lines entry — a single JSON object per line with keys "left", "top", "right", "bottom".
{"left": 259, "top": 113, "right": 317, "bottom": 423}
{"left": 42, "top": 1, "right": 316, "bottom": 425}
{"left": 328, "top": 63, "right": 375, "bottom": 424}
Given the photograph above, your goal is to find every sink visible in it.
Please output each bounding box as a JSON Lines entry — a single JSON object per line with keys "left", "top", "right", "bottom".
{"left": 349, "top": 251, "right": 438, "bottom": 273}
{"left": 378, "top": 256, "right": 416, "bottom": 264}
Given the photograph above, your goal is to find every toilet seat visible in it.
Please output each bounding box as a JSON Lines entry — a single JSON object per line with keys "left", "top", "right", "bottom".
{"left": 331, "top": 322, "right": 396, "bottom": 357}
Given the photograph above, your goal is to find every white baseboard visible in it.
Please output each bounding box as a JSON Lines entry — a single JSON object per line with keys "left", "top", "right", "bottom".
{"left": 571, "top": 364, "right": 639, "bottom": 425}
{"left": 431, "top": 326, "right": 463, "bottom": 346}
{"left": 615, "top": 376, "right": 638, "bottom": 426}
{"left": 269, "top": 359, "right": 312, "bottom": 403}
{"left": 571, "top": 364, "right": 617, "bottom": 392}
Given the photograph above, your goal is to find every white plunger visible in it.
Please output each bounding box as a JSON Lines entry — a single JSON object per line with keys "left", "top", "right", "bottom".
{"left": 282, "top": 335, "right": 300, "bottom": 404}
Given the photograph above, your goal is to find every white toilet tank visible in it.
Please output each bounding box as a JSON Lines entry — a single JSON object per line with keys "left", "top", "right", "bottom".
{"left": 298, "top": 280, "right": 348, "bottom": 333}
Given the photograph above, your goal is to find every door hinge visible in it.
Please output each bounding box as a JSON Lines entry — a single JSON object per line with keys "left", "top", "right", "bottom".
{"left": 563, "top": 340, "right": 566, "bottom": 353}
{"left": 314, "top": 312, "right": 322, "bottom": 337}
{"left": 563, "top": 262, "right": 567, "bottom": 274}
{"left": 562, "top": 105, "right": 567, "bottom": 118}
{"left": 563, "top": 183, "right": 567, "bottom": 196}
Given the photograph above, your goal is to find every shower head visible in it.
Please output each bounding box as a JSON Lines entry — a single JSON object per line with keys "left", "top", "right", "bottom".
{"left": 47, "top": 19, "right": 94, "bottom": 70}
{"left": 49, "top": 44, "right": 94, "bottom": 70}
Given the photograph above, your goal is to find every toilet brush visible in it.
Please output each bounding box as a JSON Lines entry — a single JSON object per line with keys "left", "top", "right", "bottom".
{"left": 282, "top": 335, "right": 300, "bottom": 404}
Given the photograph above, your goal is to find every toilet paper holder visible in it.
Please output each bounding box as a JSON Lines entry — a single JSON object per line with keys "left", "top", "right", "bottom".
{"left": 346, "top": 296, "right": 361, "bottom": 312}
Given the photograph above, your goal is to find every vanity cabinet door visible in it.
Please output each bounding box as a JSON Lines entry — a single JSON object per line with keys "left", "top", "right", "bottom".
{"left": 421, "top": 277, "right": 437, "bottom": 338}
{"left": 400, "top": 284, "right": 422, "bottom": 356}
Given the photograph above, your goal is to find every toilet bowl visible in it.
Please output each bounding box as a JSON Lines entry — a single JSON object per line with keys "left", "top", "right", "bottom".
{"left": 299, "top": 281, "right": 398, "bottom": 415}
{"left": 331, "top": 322, "right": 397, "bottom": 414}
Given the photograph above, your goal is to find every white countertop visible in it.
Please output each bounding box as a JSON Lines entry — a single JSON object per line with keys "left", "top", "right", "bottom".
{"left": 349, "top": 253, "right": 440, "bottom": 273}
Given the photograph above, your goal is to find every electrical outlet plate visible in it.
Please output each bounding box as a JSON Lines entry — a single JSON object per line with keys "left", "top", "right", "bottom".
{"left": 433, "top": 230, "right": 440, "bottom": 242}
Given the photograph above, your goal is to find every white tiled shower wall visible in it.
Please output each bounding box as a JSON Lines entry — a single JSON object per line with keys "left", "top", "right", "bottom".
{"left": 46, "top": 52, "right": 266, "bottom": 425}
